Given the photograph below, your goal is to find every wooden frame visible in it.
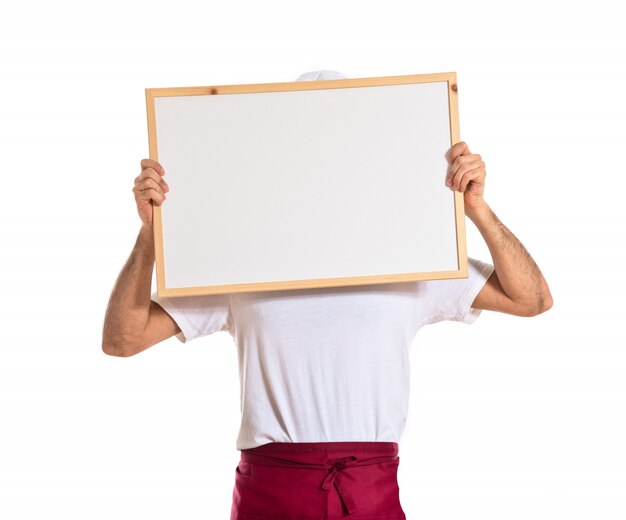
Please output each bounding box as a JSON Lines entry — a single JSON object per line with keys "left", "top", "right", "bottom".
{"left": 146, "top": 72, "right": 468, "bottom": 297}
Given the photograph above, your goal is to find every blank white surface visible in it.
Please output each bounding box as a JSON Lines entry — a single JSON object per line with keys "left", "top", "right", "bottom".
{"left": 154, "top": 81, "right": 457, "bottom": 289}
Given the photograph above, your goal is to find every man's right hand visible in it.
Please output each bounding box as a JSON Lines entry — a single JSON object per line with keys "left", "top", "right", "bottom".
{"left": 133, "top": 159, "right": 169, "bottom": 226}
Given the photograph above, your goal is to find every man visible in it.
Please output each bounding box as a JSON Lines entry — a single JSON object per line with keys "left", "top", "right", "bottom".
{"left": 102, "top": 70, "right": 553, "bottom": 519}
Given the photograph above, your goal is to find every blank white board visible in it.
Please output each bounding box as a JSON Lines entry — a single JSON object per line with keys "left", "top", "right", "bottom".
{"left": 146, "top": 72, "right": 469, "bottom": 297}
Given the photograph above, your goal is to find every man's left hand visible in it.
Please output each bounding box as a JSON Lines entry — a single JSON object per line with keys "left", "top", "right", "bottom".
{"left": 445, "top": 141, "right": 486, "bottom": 214}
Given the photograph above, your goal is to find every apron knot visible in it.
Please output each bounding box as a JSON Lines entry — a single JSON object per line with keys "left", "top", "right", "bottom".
{"left": 320, "top": 456, "right": 359, "bottom": 514}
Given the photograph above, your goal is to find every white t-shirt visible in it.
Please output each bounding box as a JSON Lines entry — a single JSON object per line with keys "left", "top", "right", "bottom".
{"left": 151, "top": 257, "right": 495, "bottom": 450}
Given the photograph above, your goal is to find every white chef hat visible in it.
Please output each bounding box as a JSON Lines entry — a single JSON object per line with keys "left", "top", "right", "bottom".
{"left": 295, "top": 70, "right": 347, "bottom": 81}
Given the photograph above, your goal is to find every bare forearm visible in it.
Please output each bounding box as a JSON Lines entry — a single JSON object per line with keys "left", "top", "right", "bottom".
{"left": 467, "top": 202, "right": 552, "bottom": 313}
{"left": 102, "top": 224, "right": 155, "bottom": 354}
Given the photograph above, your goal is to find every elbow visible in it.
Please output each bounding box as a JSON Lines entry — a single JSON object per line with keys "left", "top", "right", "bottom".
{"left": 523, "top": 292, "right": 554, "bottom": 317}
{"left": 541, "top": 293, "right": 554, "bottom": 313}
{"left": 537, "top": 289, "right": 554, "bottom": 315}
{"left": 101, "top": 333, "right": 143, "bottom": 358}
{"left": 102, "top": 339, "right": 129, "bottom": 357}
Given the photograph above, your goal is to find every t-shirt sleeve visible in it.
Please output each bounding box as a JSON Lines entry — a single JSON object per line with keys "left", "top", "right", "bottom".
{"left": 150, "top": 290, "right": 232, "bottom": 344}
{"left": 417, "top": 257, "right": 495, "bottom": 327}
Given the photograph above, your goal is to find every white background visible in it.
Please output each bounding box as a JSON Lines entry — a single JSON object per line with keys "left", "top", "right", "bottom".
{"left": 0, "top": 0, "right": 624, "bottom": 519}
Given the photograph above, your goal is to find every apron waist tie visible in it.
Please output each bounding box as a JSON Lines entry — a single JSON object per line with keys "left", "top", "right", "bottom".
{"left": 241, "top": 451, "right": 399, "bottom": 515}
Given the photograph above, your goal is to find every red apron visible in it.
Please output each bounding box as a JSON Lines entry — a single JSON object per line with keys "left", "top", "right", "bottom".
{"left": 230, "top": 441, "right": 406, "bottom": 519}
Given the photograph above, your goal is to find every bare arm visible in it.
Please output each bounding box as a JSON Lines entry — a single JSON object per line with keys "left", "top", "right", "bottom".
{"left": 445, "top": 141, "right": 553, "bottom": 317}
{"left": 102, "top": 159, "right": 179, "bottom": 357}
{"left": 468, "top": 203, "right": 553, "bottom": 316}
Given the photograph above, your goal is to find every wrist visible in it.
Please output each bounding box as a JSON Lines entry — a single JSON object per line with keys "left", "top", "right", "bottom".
{"left": 140, "top": 222, "right": 154, "bottom": 237}
{"left": 137, "top": 223, "right": 155, "bottom": 257}
{"left": 465, "top": 200, "right": 491, "bottom": 222}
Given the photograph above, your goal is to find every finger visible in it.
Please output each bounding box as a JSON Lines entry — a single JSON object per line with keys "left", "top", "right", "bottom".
{"left": 134, "top": 186, "right": 165, "bottom": 205}
{"left": 134, "top": 176, "right": 166, "bottom": 196}
{"left": 135, "top": 167, "right": 169, "bottom": 192}
{"left": 136, "top": 167, "right": 166, "bottom": 188}
{"left": 449, "top": 159, "right": 482, "bottom": 190}
{"left": 446, "top": 141, "right": 471, "bottom": 164}
{"left": 448, "top": 153, "right": 481, "bottom": 177}
{"left": 458, "top": 169, "right": 481, "bottom": 192}
{"left": 140, "top": 158, "right": 166, "bottom": 176}
{"left": 447, "top": 154, "right": 479, "bottom": 186}
{"left": 451, "top": 161, "right": 483, "bottom": 190}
